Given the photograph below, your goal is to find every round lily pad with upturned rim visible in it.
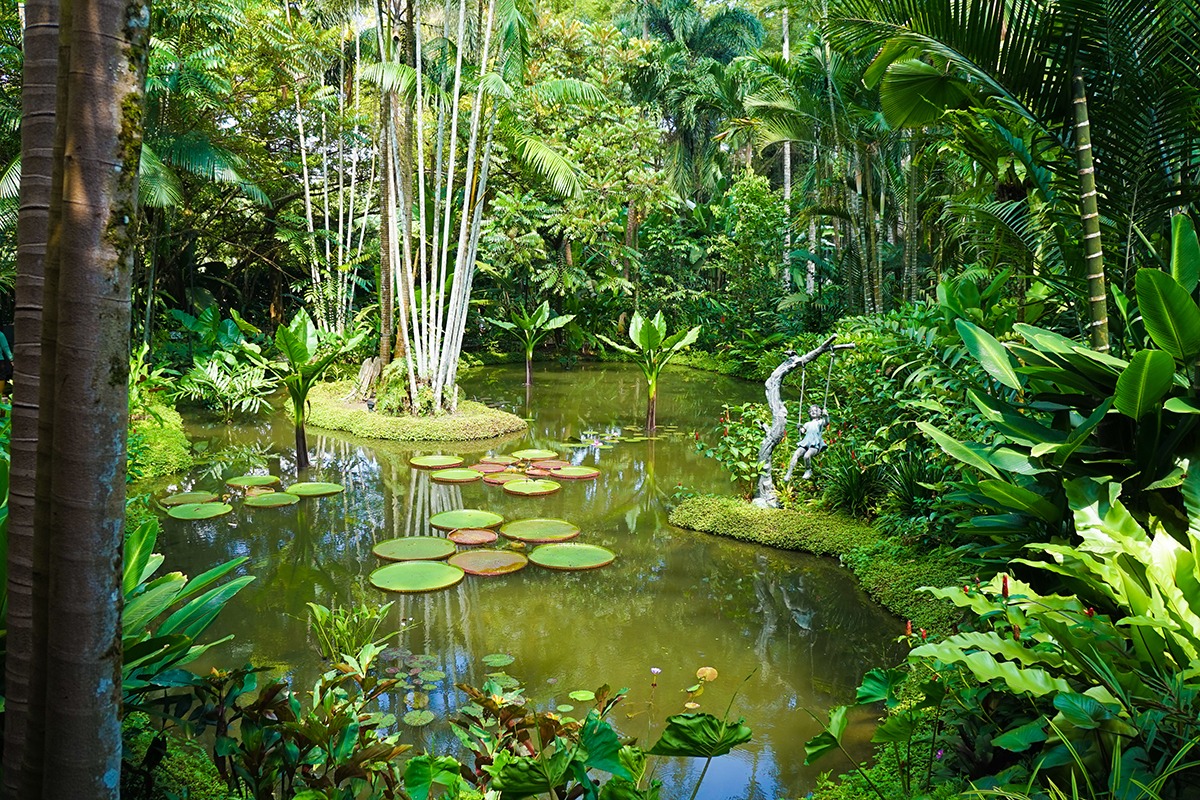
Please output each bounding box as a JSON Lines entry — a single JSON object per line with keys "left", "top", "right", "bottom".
{"left": 429, "top": 508, "right": 504, "bottom": 531}
{"left": 409, "top": 455, "right": 464, "bottom": 470}
{"left": 483, "top": 473, "right": 523, "bottom": 486}
{"left": 161, "top": 491, "right": 219, "bottom": 507}
{"left": 531, "top": 459, "right": 570, "bottom": 470}
{"left": 524, "top": 467, "right": 552, "bottom": 478}
{"left": 480, "top": 455, "right": 519, "bottom": 465}
{"left": 448, "top": 528, "right": 499, "bottom": 546}
{"left": 167, "top": 502, "right": 233, "bottom": 521}
{"left": 468, "top": 463, "right": 507, "bottom": 474}
{"left": 431, "top": 468, "right": 483, "bottom": 484}
{"left": 529, "top": 543, "right": 616, "bottom": 571}
{"left": 503, "top": 479, "right": 561, "bottom": 497}
{"left": 511, "top": 449, "right": 558, "bottom": 461}
{"left": 286, "top": 482, "right": 345, "bottom": 497}
{"left": 370, "top": 561, "right": 465, "bottom": 593}
{"left": 500, "top": 518, "right": 580, "bottom": 543}
{"left": 550, "top": 466, "right": 601, "bottom": 480}
{"left": 449, "top": 549, "right": 529, "bottom": 577}
{"left": 402, "top": 710, "right": 436, "bottom": 726}
{"left": 373, "top": 536, "right": 457, "bottom": 562}
{"left": 244, "top": 492, "right": 301, "bottom": 508}
{"left": 226, "top": 475, "right": 280, "bottom": 489}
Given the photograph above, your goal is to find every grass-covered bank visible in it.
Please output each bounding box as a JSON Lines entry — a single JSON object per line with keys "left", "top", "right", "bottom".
{"left": 307, "top": 381, "right": 528, "bottom": 442}
{"left": 669, "top": 495, "right": 963, "bottom": 636}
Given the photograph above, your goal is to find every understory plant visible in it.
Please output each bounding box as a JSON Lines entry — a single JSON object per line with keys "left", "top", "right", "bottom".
{"left": 695, "top": 402, "right": 771, "bottom": 497}
{"left": 598, "top": 310, "right": 700, "bottom": 430}
{"left": 306, "top": 596, "right": 399, "bottom": 662}
{"left": 484, "top": 301, "right": 575, "bottom": 386}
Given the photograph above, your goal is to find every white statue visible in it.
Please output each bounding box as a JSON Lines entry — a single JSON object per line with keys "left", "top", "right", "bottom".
{"left": 795, "top": 404, "right": 828, "bottom": 480}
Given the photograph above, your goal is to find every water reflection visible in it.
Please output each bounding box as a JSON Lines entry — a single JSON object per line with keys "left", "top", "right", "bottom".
{"left": 154, "top": 363, "right": 904, "bottom": 797}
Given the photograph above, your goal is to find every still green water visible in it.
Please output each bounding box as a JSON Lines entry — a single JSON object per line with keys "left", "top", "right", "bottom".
{"left": 156, "top": 363, "right": 905, "bottom": 798}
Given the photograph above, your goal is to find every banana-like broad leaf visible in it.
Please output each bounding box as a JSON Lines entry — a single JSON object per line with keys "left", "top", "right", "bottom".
{"left": 803, "top": 705, "right": 847, "bottom": 765}
{"left": 1113, "top": 349, "right": 1176, "bottom": 419}
{"left": 597, "top": 333, "right": 637, "bottom": 356}
{"left": 1052, "top": 692, "right": 1117, "bottom": 730}
{"left": 123, "top": 519, "right": 159, "bottom": 597}
{"left": 854, "top": 668, "right": 907, "bottom": 708}
{"left": 1171, "top": 213, "right": 1200, "bottom": 294}
{"left": 956, "top": 319, "right": 1023, "bottom": 391}
{"left": 1136, "top": 269, "right": 1200, "bottom": 362}
{"left": 917, "top": 421, "right": 1002, "bottom": 479}
{"left": 1165, "top": 397, "right": 1200, "bottom": 414}
{"left": 648, "top": 713, "right": 752, "bottom": 758}
{"left": 908, "top": 640, "right": 1072, "bottom": 696}
{"left": 978, "top": 479, "right": 1061, "bottom": 523}
{"left": 992, "top": 717, "right": 1048, "bottom": 753}
{"left": 543, "top": 314, "right": 575, "bottom": 332}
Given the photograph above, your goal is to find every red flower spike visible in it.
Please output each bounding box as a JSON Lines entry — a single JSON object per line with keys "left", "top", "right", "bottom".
{"left": 1085, "top": 607, "right": 1095, "bottom": 618}
{"left": 1002, "top": 575, "right": 1010, "bottom": 599}
{"left": 919, "top": 628, "right": 928, "bottom": 640}
{"left": 905, "top": 620, "right": 913, "bottom": 638}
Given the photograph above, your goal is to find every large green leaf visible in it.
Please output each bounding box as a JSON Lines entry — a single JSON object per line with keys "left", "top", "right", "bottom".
{"left": 854, "top": 668, "right": 907, "bottom": 709}
{"left": 909, "top": 640, "right": 1072, "bottom": 696}
{"left": 870, "top": 710, "right": 921, "bottom": 743}
{"left": 647, "top": 713, "right": 752, "bottom": 758}
{"left": 1052, "top": 693, "right": 1116, "bottom": 730}
{"left": 956, "top": 319, "right": 1023, "bottom": 390}
{"left": 917, "top": 422, "right": 1002, "bottom": 479}
{"left": 404, "top": 755, "right": 465, "bottom": 800}
{"left": 123, "top": 519, "right": 160, "bottom": 597}
{"left": 1136, "top": 269, "right": 1200, "bottom": 361}
{"left": 978, "top": 480, "right": 1061, "bottom": 523}
{"left": 992, "top": 718, "right": 1049, "bottom": 753}
{"left": 485, "top": 749, "right": 572, "bottom": 799}
{"left": 803, "top": 705, "right": 848, "bottom": 765}
{"left": 1113, "top": 349, "right": 1177, "bottom": 419}
{"left": 581, "top": 712, "right": 634, "bottom": 780}
{"left": 880, "top": 58, "right": 972, "bottom": 128}
{"left": 1171, "top": 213, "right": 1200, "bottom": 294}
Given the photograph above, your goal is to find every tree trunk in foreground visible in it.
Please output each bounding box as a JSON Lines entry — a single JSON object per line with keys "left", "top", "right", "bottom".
{"left": 753, "top": 337, "right": 855, "bottom": 508}
{"left": 6, "top": 1, "right": 149, "bottom": 797}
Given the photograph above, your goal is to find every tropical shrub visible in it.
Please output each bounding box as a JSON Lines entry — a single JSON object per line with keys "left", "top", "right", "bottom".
{"left": 306, "top": 597, "right": 398, "bottom": 662}
{"left": 695, "top": 402, "right": 771, "bottom": 496}
{"left": 484, "top": 301, "right": 575, "bottom": 386}
{"left": 597, "top": 309, "right": 700, "bottom": 429}
{"left": 174, "top": 353, "right": 276, "bottom": 421}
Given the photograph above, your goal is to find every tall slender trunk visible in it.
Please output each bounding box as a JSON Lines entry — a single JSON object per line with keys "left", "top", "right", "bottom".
{"left": 1073, "top": 71, "right": 1109, "bottom": 352}
{"left": 781, "top": 5, "right": 791, "bottom": 289}
{"left": 379, "top": 113, "right": 394, "bottom": 365}
{"left": 6, "top": 1, "right": 59, "bottom": 792}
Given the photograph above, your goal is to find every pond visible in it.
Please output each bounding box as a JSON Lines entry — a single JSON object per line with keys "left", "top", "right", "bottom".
{"left": 155, "top": 362, "right": 905, "bottom": 798}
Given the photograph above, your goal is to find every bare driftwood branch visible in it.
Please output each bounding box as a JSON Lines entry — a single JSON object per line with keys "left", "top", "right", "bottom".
{"left": 752, "top": 336, "right": 856, "bottom": 508}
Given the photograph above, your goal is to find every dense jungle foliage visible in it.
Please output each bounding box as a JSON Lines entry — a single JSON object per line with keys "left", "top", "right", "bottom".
{"left": 3, "top": 0, "right": 1200, "bottom": 797}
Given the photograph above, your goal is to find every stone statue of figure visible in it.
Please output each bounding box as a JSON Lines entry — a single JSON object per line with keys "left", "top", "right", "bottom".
{"left": 793, "top": 404, "right": 828, "bottom": 480}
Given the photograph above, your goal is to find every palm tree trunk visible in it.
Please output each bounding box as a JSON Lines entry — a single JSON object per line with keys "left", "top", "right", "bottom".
{"left": 1073, "top": 70, "right": 1109, "bottom": 352}
{"left": 40, "top": 2, "right": 149, "bottom": 796}
{"left": 379, "top": 112, "right": 394, "bottom": 365}
{"left": 6, "top": 0, "right": 60, "bottom": 792}
{"left": 781, "top": 6, "right": 791, "bottom": 289}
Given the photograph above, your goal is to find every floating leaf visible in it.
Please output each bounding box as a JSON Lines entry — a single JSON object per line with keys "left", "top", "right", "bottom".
{"left": 503, "top": 479, "right": 561, "bottom": 497}
{"left": 483, "top": 653, "right": 515, "bottom": 667}
{"left": 524, "top": 467, "right": 552, "bottom": 478}
{"left": 402, "top": 710, "right": 436, "bottom": 727}
{"left": 448, "top": 528, "right": 498, "bottom": 546}
{"left": 500, "top": 519, "right": 581, "bottom": 543}
{"left": 480, "top": 455, "right": 519, "bottom": 465}
{"left": 370, "top": 561, "right": 465, "bottom": 593}
{"left": 373, "top": 537, "right": 457, "bottom": 562}
{"left": 286, "top": 482, "right": 344, "bottom": 497}
{"left": 528, "top": 543, "right": 615, "bottom": 570}
{"left": 167, "top": 502, "right": 233, "bottom": 520}
{"left": 550, "top": 466, "right": 600, "bottom": 480}
{"left": 531, "top": 459, "right": 570, "bottom": 470}
{"left": 450, "top": 549, "right": 529, "bottom": 576}
{"left": 161, "top": 491, "right": 218, "bottom": 507}
{"left": 226, "top": 475, "right": 280, "bottom": 489}
{"left": 483, "top": 473, "right": 523, "bottom": 486}
{"left": 511, "top": 449, "right": 558, "bottom": 461}
{"left": 431, "top": 468, "right": 484, "bottom": 484}
{"left": 417, "top": 670, "right": 446, "bottom": 682}
{"left": 244, "top": 492, "right": 300, "bottom": 508}
{"left": 429, "top": 509, "right": 504, "bottom": 531}
{"left": 409, "top": 455, "right": 464, "bottom": 470}
{"left": 468, "top": 463, "right": 508, "bottom": 474}
{"left": 568, "top": 690, "right": 595, "bottom": 702}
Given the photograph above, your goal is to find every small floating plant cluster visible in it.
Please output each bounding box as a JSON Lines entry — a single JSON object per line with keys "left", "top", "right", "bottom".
{"left": 369, "top": 449, "right": 613, "bottom": 593}
{"left": 409, "top": 448, "right": 600, "bottom": 497}
{"left": 159, "top": 474, "right": 344, "bottom": 520}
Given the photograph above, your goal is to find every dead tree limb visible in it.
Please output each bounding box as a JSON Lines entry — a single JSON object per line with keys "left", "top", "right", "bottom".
{"left": 752, "top": 336, "right": 855, "bottom": 508}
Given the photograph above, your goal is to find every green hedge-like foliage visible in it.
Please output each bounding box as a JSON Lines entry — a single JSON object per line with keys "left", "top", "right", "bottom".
{"left": 307, "top": 382, "right": 528, "bottom": 442}
{"left": 129, "top": 404, "right": 193, "bottom": 480}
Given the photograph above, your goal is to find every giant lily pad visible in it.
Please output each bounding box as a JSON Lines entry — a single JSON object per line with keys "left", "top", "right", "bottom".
{"left": 244, "top": 492, "right": 300, "bottom": 508}
{"left": 167, "top": 502, "right": 233, "bottom": 521}
{"left": 429, "top": 509, "right": 504, "bottom": 531}
{"left": 449, "top": 549, "right": 528, "bottom": 576}
{"left": 511, "top": 449, "right": 558, "bottom": 461}
{"left": 483, "top": 473, "right": 523, "bottom": 486}
{"left": 287, "top": 482, "right": 345, "bottom": 497}
{"left": 448, "top": 528, "right": 498, "bottom": 546}
{"left": 373, "top": 537, "right": 457, "bottom": 562}
{"left": 480, "top": 455, "right": 519, "bottom": 466}
{"left": 550, "top": 466, "right": 601, "bottom": 480}
{"left": 431, "top": 468, "right": 483, "bottom": 484}
{"left": 531, "top": 459, "right": 571, "bottom": 470}
{"left": 370, "top": 561, "right": 464, "bottom": 593}
{"left": 226, "top": 475, "right": 280, "bottom": 489}
{"left": 524, "top": 467, "right": 552, "bottom": 478}
{"left": 468, "top": 463, "right": 508, "bottom": 474}
{"left": 410, "top": 455, "right": 464, "bottom": 470}
{"left": 503, "top": 479, "right": 561, "bottom": 497}
{"left": 500, "top": 518, "right": 580, "bottom": 543}
{"left": 528, "top": 543, "right": 615, "bottom": 571}
{"left": 161, "top": 491, "right": 218, "bottom": 507}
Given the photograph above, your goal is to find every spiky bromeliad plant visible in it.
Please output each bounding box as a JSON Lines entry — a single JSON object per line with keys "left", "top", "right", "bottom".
{"left": 274, "top": 310, "right": 363, "bottom": 470}
{"left": 599, "top": 310, "right": 701, "bottom": 430}
{"left": 485, "top": 301, "right": 575, "bottom": 386}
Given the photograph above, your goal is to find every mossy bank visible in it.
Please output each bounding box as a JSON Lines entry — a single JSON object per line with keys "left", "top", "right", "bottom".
{"left": 669, "top": 495, "right": 964, "bottom": 635}
{"left": 129, "top": 404, "right": 193, "bottom": 480}
{"left": 307, "top": 381, "right": 528, "bottom": 442}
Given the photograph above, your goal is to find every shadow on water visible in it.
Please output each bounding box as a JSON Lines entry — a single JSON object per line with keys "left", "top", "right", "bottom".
{"left": 153, "top": 363, "right": 905, "bottom": 798}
